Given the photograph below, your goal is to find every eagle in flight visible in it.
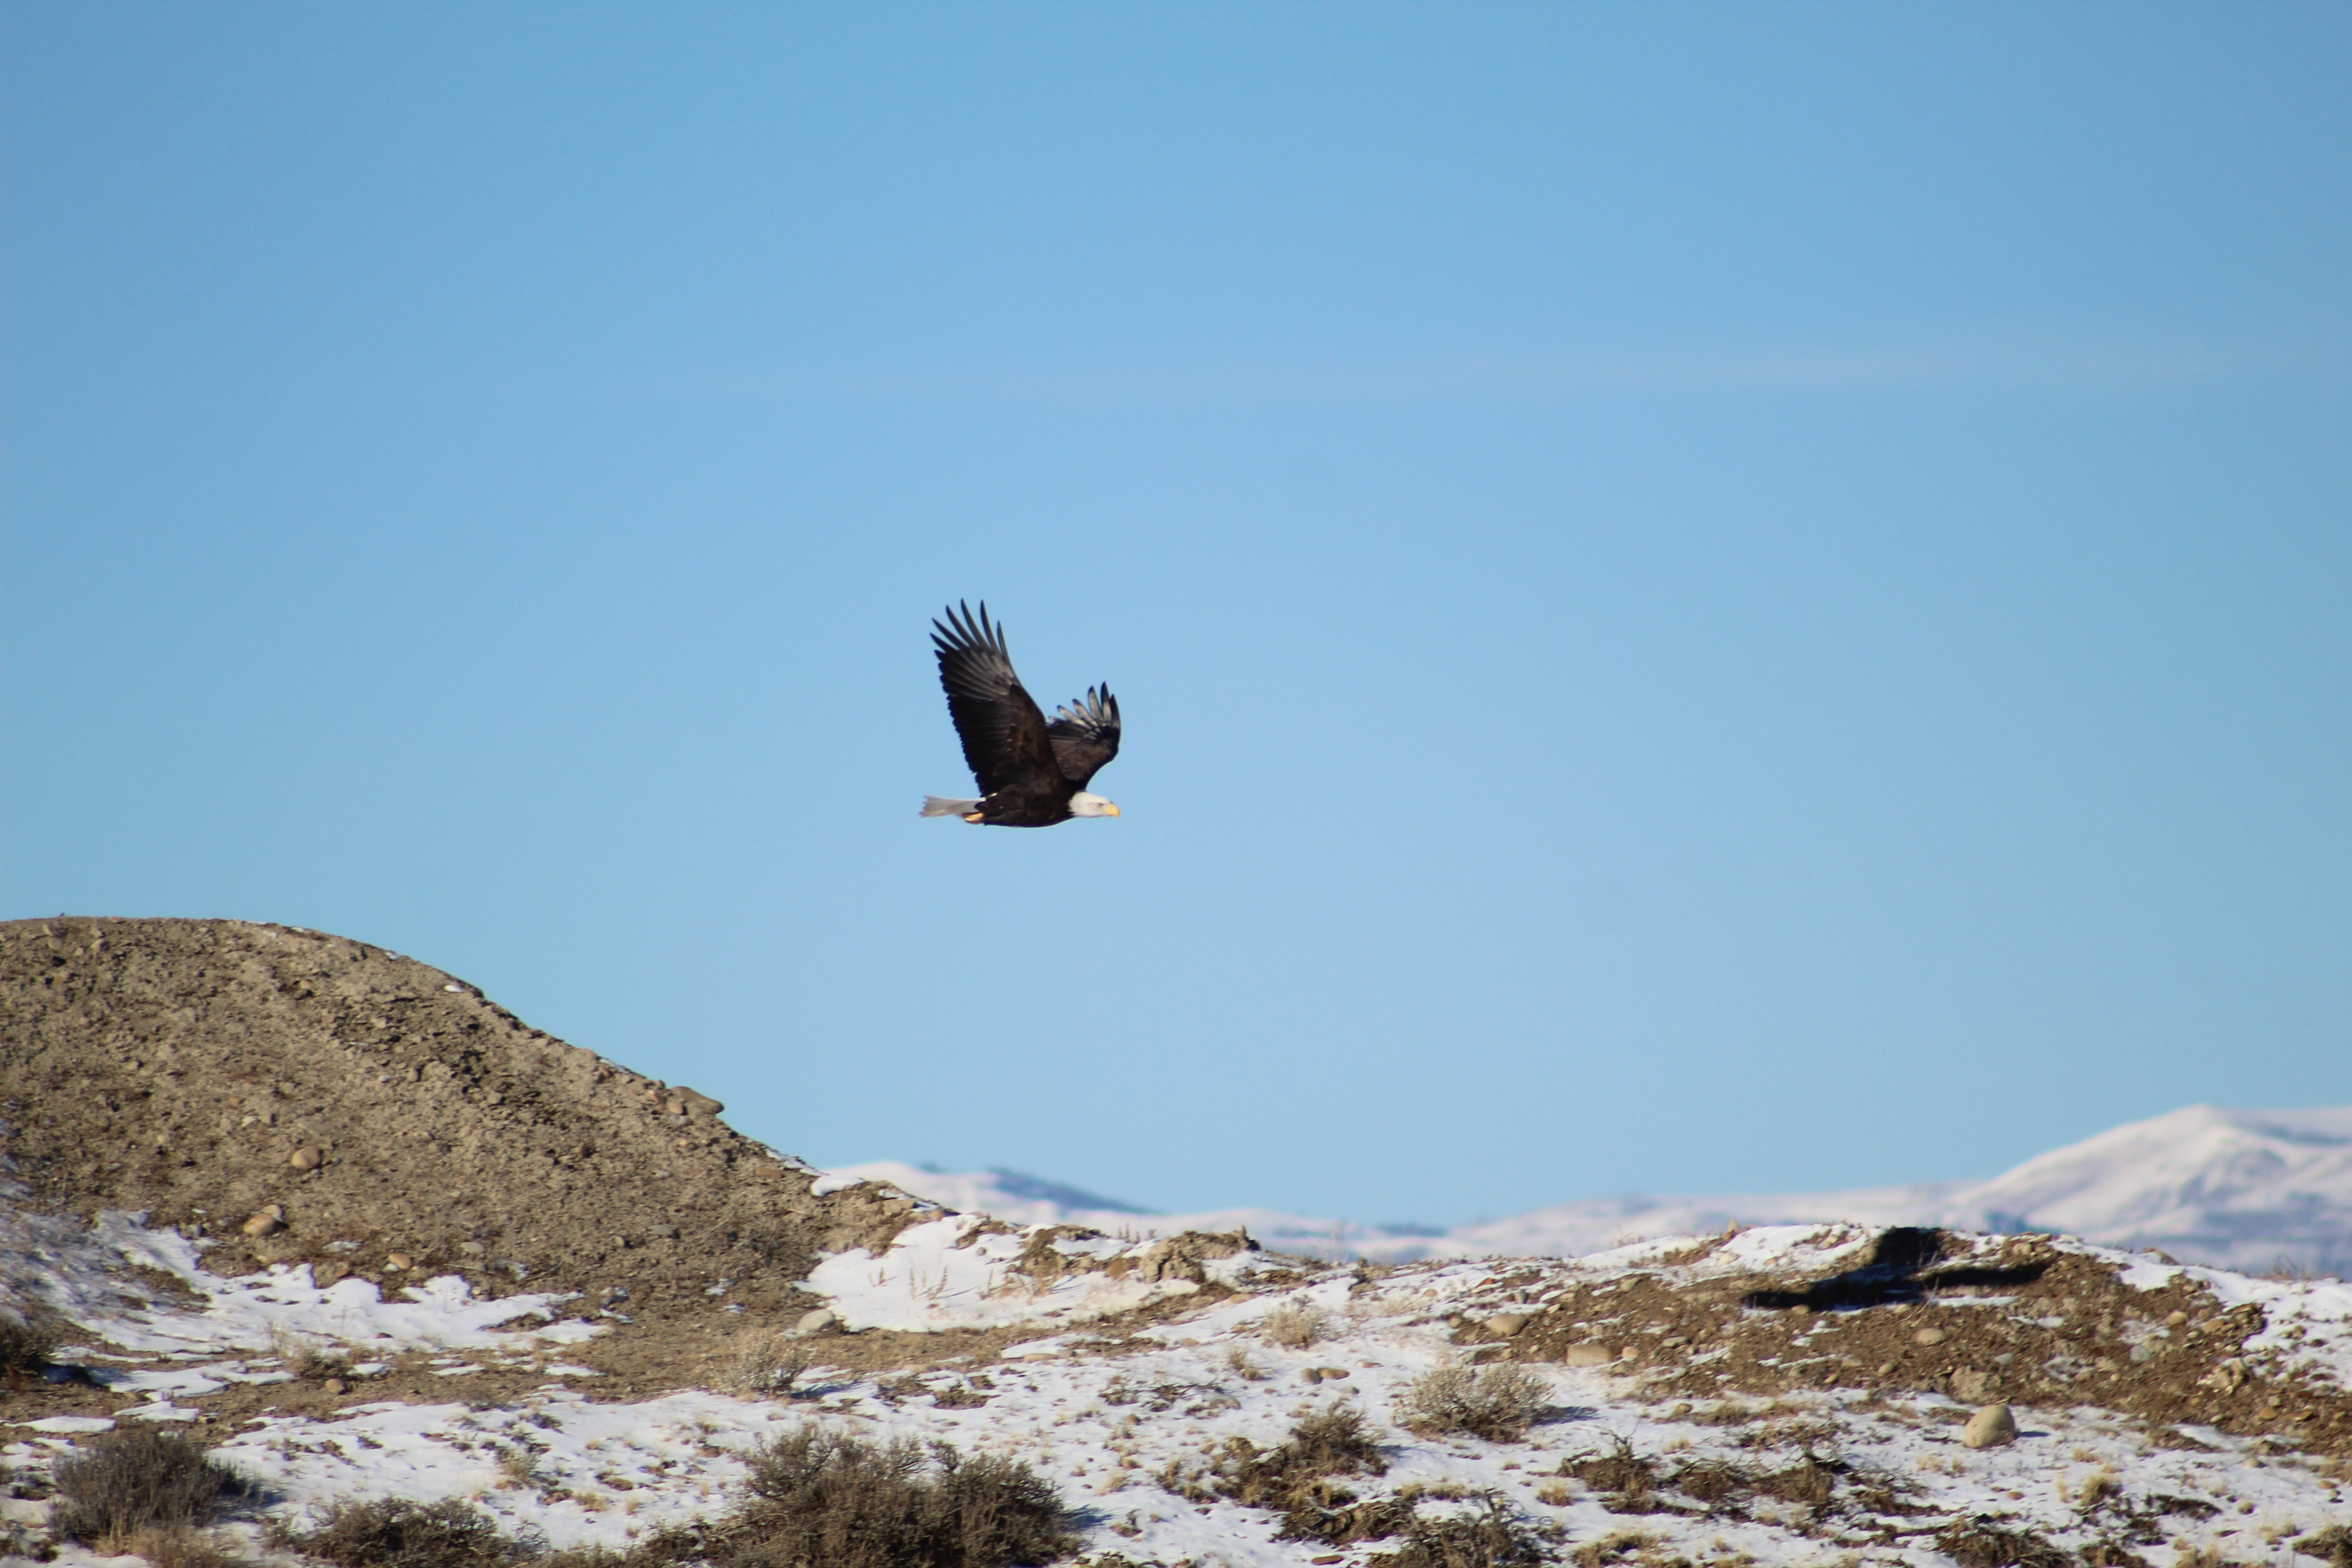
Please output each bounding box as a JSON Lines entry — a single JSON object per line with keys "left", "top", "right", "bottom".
{"left": 922, "top": 601, "right": 1122, "bottom": 827}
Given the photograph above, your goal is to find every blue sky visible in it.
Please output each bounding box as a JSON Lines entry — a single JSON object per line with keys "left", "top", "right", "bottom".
{"left": 5, "top": 3, "right": 2347, "bottom": 1225}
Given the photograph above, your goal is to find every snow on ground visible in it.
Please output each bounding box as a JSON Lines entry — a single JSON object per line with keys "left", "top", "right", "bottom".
{"left": 834, "top": 1103, "right": 2352, "bottom": 1275}
{"left": 1, "top": 1177, "right": 601, "bottom": 1442}
{"left": 804, "top": 1212, "right": 1240, "bottom": 1332}
{"left": 11, "top": 1210, "right": 2352, "bottom": 1568}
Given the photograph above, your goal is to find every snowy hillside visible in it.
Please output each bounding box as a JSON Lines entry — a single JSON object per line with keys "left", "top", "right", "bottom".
{"left": 15, "top": 1185, "right": 2352, "bottom": 1568}
{"left": 834, "top": 1103, "right": 2352, "bottom": 1274}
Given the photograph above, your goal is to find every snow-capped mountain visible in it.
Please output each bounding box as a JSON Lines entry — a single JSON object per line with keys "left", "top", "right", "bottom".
{"left": 829, "top": 1103, "right": 2352, "bottom": 1274}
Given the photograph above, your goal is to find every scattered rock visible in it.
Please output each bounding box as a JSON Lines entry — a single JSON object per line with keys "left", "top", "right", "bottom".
{"left": 322, "top": 1376, "right": 349, "bottom": 1395}
{"left": 385, "top": 1252, "right": 413, "bottom": 1271}
{"left": 1962, "top": 1404, "right": 2018, "bottom": 1449}
{"left": 1951, "top": 1369, "right": 1993, "bottom": 1403}
{"left": 1913, "top": 1325, "right": 1948, "bottom": 1346}
{"left": 459, "top": 1241, "right": 487, "bottom": 1256}
{"left": 1562, "top": 1345, "right": 1613, "bottom": 1368}
{"left": 288, "top": 1147, "right": 324, "bottom": 1171}
{"left": 795, "top": 1308, "right": 837, "bottom": 1335}
{"left": 243, "top": 1211, "right": 284, "bottom": 1238}
{"left": 1488, "top": 1312, "right": 1532, "bottom": 1338}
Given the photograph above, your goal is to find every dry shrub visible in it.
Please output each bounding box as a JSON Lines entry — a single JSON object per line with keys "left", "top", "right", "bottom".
{"left": 0, "top": 1313, "right": 62, "bottom": 1380}
{"left": 1366, "top": 1494, "right": 1562, "bottom": 1567}
{"left": 1668, "top": 1459, "right": 1751, "bottom": 1506}
{"left": 1398, "top": 1364, "right": 1551, "bottom": 1442}
{"left": 1213, "top": 1406, "right": 1397, "bottom": 1545}
{"left": 51, "top": 1425, "right": 246, "bottom": 1548}
{"left": 268, "top": 1327, "right": 351, "bottom": 1382}
{"left": 284, "top": 1497, "right": 544, "bottom": 1567}
{"left": 718, "top": 1424, "right": 1076, "bottom": 1568}
{"left": 1562, "top": 1437, "right": 1653, "bottom": 1498}
{"left": 1223, "top": 1345, "right": 1269, "bottom": 1381}
{"left": 293, "top": 1344, "right": 352, "bottom": 1381}
{"left": 1260, "top": 1300, "right": 1329, "bottom": 1349}
{"left": 1936, "top": 1521, "right": 2073, "bottom": 1568}
{"left": 497, "top": 1444, "right": 552, "bottom": 1494}
{"left": 729, "top": 1334, "right": 812, "bottom": 1397}
{"left": 1752, "top": 1456, "right": 1839, "bottom": 1510}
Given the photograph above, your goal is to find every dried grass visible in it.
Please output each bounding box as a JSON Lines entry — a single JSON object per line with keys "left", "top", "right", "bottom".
{"left": 1571, "top": 1527, "right": 1663, "bottom": 1568}
{"left": 2299, "top": 1528, "right": 2352, "bottom": 1568}
{"left": 1260, "top": 1301, "right": 1329, "bottom": 1350}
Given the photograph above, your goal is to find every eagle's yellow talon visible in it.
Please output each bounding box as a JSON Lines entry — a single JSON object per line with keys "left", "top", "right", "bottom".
{"left": 962, "top": 812, "right": 986, "bottom": 824}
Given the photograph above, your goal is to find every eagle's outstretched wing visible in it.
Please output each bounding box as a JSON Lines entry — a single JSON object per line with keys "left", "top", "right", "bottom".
{"left": 1046, "top": 685, "right": 1121, "bottom": 787}
{"left": 932, "top": 601, "right": 1063, "bottom": 796}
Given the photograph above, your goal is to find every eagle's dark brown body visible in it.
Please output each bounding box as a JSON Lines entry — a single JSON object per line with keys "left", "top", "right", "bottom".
{"left": 924, "top": 602, "right": 1121, "bottom": 828}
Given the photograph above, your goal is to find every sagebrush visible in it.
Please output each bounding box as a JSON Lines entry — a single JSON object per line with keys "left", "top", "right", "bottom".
{"left": 717, "top": 1424, "right": 1076, "bottom": 1568}
{"left": 51, "top": 1425, "right": 246, "bottom": 1547}
{"left": 283, "top": 1497, "right": 545, "bottom": 1568}
{"left": 1396, "top": 1363, "right": 1552, "bottom": 1442}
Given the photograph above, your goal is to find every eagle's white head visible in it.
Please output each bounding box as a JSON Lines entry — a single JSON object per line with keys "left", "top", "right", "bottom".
{"left": 1069, "top": 792, "right": 1120, "bottom": 818}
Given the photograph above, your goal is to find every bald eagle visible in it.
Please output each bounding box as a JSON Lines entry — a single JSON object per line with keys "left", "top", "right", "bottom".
{"left": 921, "top": 601, "right": 1122, "bottom": 827}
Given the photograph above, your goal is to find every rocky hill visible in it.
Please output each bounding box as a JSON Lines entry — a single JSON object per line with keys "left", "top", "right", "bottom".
{"left": 0, "top": 917, "right": 921, "bottom": 1342}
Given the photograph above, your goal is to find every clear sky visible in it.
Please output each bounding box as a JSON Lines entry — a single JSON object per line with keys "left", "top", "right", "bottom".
{"left": 5, "top": 3, "right": 2347, "bottom": 1226}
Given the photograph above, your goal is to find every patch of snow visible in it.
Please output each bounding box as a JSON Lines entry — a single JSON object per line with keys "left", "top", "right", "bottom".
{"left": 803, "top": 1215, "right": 1204, "bottom": 1333}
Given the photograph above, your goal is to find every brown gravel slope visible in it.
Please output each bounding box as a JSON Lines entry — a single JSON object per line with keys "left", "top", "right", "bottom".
{"left": 0, "top": 916, "right": 916, "bottom": 1320}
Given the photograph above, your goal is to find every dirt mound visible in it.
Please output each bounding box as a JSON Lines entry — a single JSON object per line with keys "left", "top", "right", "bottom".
{"left": 0, "top": 917, "right": 917, "bottom": 1326}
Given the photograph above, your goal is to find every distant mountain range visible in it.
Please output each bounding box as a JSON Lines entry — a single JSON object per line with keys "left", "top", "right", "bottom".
{"left": 826, "top": 1103, "right": 2352, "bottom": 1276}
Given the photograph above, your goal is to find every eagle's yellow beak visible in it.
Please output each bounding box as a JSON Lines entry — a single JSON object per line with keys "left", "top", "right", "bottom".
{"left": 1104, "top": 803, "right": 1120, "bottom": 817}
